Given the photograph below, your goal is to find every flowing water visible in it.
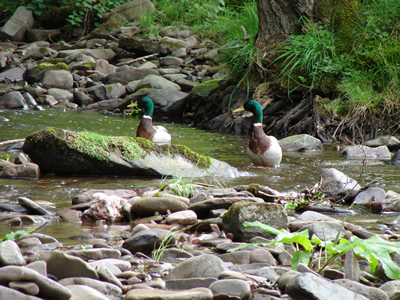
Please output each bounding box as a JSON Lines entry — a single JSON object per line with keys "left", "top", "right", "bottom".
{"left": 1, "top": 108, "right": 400, "bottom": 243}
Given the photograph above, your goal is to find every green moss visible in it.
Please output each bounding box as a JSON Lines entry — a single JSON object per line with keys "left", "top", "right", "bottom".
{"left": 33, "top": 128, "right": 212, "bottom": 169}
{"left": 315, "top": 0, "right": 360, "bottom": 53}
{"left": 247, "top": 183, "right": 261, "bottom": 194}
{"left": 82, "top": 62, "right": 96, "bottom": 68}
{"left": 191, "top": 79, "right": 222, "bottom": 97}
{"left": 34, "top": 62, "right": 68, "bottom": 73}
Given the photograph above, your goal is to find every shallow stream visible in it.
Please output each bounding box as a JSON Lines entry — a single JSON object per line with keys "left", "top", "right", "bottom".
{"left": 1, "top": 109, "right": 399, "bottom": 243}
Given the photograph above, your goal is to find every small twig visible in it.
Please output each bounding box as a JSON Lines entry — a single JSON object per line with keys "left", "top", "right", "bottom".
{"left": 116, "top": 53, "right": 159, "bottom": 66}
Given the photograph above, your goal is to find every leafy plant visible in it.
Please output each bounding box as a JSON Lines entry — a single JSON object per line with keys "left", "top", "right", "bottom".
{"left": 229, "top": 221, "right": 400, "bottom": 279}
{"left": 275, "top": 18, "right": 345, "bottom": 96}
{"left": 67, "top": 0, "right": 130, "bottom": 28}
{"left": 0, "top": 227, "right": 37, "bottom": 242}
{"left": 159, "top": 175, "right": 199, "bottom": 198}
{"left": 26, "top": 0, "right": 66, "bottom": 16}
{"left": 1, "top": 154, "right": 10, "bottom": 162}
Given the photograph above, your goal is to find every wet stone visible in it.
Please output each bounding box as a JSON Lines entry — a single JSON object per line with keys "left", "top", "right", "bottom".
{"left": 0, "top": 240, "right": 26, "bottom": 266}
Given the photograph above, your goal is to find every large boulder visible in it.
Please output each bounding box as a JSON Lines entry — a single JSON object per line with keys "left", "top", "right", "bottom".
{"left": 109, "top": 0, "right": 155, "bottom": 23}
{"left": 0, "top": 6, "right": 34, "bottom": 42}
{"left": 22, "top": 128, "right": 238, "bottom": 178}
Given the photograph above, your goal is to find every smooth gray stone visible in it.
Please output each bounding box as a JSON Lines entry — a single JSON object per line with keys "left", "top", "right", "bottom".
{"left": 0, "top": 266, "right": 71, "bottom": 300}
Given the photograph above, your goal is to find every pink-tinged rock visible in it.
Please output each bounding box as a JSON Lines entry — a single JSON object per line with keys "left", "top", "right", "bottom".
{"left": 82, "top": 192, "right": 128, "bottom": 222}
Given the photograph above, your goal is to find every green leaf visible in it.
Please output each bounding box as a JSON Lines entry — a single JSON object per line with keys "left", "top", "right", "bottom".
{"left": 244, "top": 222, "right": 313, "bottom": 251}
{"left": 292, "top": 250, "right": 311, "bottom": 270}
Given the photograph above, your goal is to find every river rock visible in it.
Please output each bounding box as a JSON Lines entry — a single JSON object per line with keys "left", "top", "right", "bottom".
{"left": 189, "top": 195, "right": 264, "bottom": 218}
{"left": 334, "top": 279, "right": 389, "bottom": 300}
{"left": 9, "top": 280, "right": 40, "bottom": 295}
{"left": 209, "top": 278, "right": 251, "bottom": 299}
{"left": 222, "top": 202, "right": 288, "bottom": 242}
{"left": 0, "top": 6, "right": 34, "bottom": 42}
{"left": 0, "top": 265, "right": 72, "bottom": 300}
{"left": 65, "top": 284, "right": 110, "bottom": 300}
{"left": 0, "top": 285, "right": 42, "bottom": 299}
{"left": 109, "top": 0, "right": 155, "bottom": 23}
{"left": 0, "top": 91, "right": 27, "bottom": 109}
{"left": 59, "top": 277, "right": 122, "bottom": 298}
{"left": 96, "top": 264, "right": 124, "bottom": 289}
{"left": 317, "top": 168, "right": 361, "bottom": 200}
{"left": 285, "top": 272, "right": 368, "bottom": 299}
{"left": 46, "top": 88, "right": 74, "bottom": 102}
{"left": 44, "top": 251, "right": 99, "bottom": 280}
{"left": 307, "top": 220, "right": 346, "bottom": 241}
{"left": 22, "top": 127, "right": 238, "bottom": 178}
{"left": 131, "top": 196, "right": 189, "bottom": 217}
{"left": 106, "top": 68, "right": 159, "bottom": 84}
{"left": 123, "top": 228, "right": 176, "bottom": 255}
{"left": 342, "top": 145, "right": 391, "bottom": 159}
{"left": 379, "top": 280, "right": 400, "bottom": 299}
{"left": 89, "top": 258, "right": 131, "bottom": 272}
{"left": 165, "top": 210, "right": 197, "bottom": 225}
{"left": 86, "top": 83, "right": 126, "bottom": 101}
{"left": 249, "top": 247, "right": 278, "bottom": 264}
{"left": 392, "top": 150, "right": 400, "bottom": 165}
{"left": 0, "top": 67, "right": 24, "bottom": 82}
{"left": 65, "top": 248, "right": 121, "bottom": 261}
{"left": 0, "top": 240, "right": 26, "bottom": 266}
{"left": 58, "top": 49, "right": 116, "bottom": 61}
{"left": 24, "top": 47, "right": 57, "bottom": 59}
{"left": 72, "top": 189, "right": 137, "bottom": 205}
{"left": 18, "top": 197, "right": 52, "bottom": 215}
{"left": 136, "top": 74, "right": 182, "bottom": 90}
{"left": 17, "top": 237, "right": 42, "bottom": 248}
{"left": 57, "top": 208, "right": 81, "bottom": 222}
{"left": 0, "top": 161, "right": 40, "bottom": 179}
{"left": 124, "top": 287, "right": 213, "bottom": 300}
{"left": 82, "top": 192, "right": 128, "bottom": 222}
{"left": 41, "top": 70, "right": 73, "bottom": 89}
{"left": 353, "top": 186, "right": 386, "bottom": 204}
{"left": 166, "top": 254, "right": 229, "bottom": 279}
{"left": 279, "top": 134, "right": 323, "bottom": 152}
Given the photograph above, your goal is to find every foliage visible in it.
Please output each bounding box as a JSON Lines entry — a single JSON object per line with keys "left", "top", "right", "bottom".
{"left": 0, "top": 227, "right": 37, "bottom": 242}
{"left": 275, "top": 18, "right": 345, "bottom": 95}
{"left": 153, "top": 0, "right": 226, "bottom": 28}
{"left": 159, "top": 175, "right": 199, "bottom": 198}
{"left": 26, "top": 0, "right": 66, "bottom": 16}
{"left": 67, "top": 0, "right": 129, "bottom": 28}
{"left": 152, "top": 227, "right": 181, "bottom": 262}
{"left": 229, "top": 221, "right": 400, "bottom": 279}
{"left": 275, "top": 0, "right": 400, "bottom": 126}
{"left": 1, "top": 154, "right": 10, "bottom": 162}
{"left": 0, "top": 0, "right": 129, "bottom": 29}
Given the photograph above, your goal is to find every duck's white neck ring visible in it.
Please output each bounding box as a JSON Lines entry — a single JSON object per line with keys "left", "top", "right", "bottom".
{"left": 253, "top": 123, "right": 262, "bottom": 127}
{"left": 143, "top": 115, "right": 152, "bottom": 120}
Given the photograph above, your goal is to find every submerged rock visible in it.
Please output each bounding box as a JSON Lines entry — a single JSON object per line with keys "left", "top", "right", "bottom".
{"left": 22, "top": 128, "right": 238, "bottom": 178}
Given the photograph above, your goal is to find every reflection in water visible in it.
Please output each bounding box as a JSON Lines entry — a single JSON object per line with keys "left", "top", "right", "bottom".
{"left": 1, "top": 109, "right": 399, "bottom": 241}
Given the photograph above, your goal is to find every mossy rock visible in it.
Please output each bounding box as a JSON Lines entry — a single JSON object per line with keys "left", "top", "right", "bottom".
{"left": 22, "top": 128, "right": 238, "bottom": 178}
{"left": 191, "top": 79, "right": 222, "bottom": 97}
{"left": 24, "top": 63, "right": 69, "bottom": 85}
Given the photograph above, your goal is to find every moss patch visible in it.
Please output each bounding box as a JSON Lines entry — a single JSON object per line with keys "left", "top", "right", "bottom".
{"left": 27, "top": 128, "right": 213, "bottom": 169}
{"left": 34, "top": 62, "right": 69, "bottom": 73}
{"left": 191, "top": 79, "right": 222, "bottom": 97}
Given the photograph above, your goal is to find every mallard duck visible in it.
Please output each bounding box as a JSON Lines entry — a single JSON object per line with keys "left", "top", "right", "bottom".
{"left": 136, "top": 97, "right": 171, "bottom": 145}
{"left": 234, "top": 99, "right": 282, "bottom": 168}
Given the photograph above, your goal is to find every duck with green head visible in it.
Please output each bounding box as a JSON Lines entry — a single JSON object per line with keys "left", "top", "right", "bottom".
{"left": 235, "top": 99, "right": 282, "bottom": 168}
{"left": 136, "top": 97, "right": 171, "bottom": 145}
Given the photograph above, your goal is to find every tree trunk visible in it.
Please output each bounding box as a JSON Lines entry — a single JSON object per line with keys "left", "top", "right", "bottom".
{"left": 256, "top": 0, "right": 314, "bottom": 49}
